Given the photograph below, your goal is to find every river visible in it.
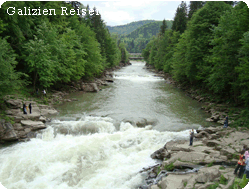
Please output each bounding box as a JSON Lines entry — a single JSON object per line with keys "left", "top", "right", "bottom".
{"left": 0, "top": 61, "right": 210, "bottom": 189}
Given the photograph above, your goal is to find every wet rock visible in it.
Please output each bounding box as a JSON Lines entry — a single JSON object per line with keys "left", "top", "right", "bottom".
{"left": 106, "top": 78, "right": 114, "bottom": 83}
{"left": 151, "top": 147, "right": 170, "bottom": 160}
{"left": 40, "top": 108, "right": 58, "bottom": 116}
{"left": 0, "top": 122, "right": 18, "bottom": 141}
{"left": 81, "top": 82, "right": 99, "bottom": 92}
{"left": 21, "top": 120, "right": 46, "bottom": 130}
{"left": 13, "top": 123, "right": 24, "bottom": 131}
{"left": 39, "top": 116, "right": 47, "bottom": 123}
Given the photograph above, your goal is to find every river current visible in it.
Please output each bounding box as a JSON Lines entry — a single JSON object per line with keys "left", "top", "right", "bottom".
{"left": 0, "top": 61, "right": 210, "bottom": 188}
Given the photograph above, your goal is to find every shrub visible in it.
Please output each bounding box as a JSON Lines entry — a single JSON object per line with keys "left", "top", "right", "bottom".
{"left": 219, "top": 175, "right": 228, "bottom": 185}
{"left": 230, "top": 174, "right": 249, "bottom": 189}
{"left": 208, "top": 182, "right": 219, "bottom": 189}
{"left": 164, "top": 163, "right": 174, "bottom": 171}
{"left": 208, "top": 161, "right": 214, "bottom": 167}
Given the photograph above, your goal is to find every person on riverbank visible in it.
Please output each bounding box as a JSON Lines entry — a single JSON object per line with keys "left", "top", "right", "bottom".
{"left": 29, "top": 103, "right": 32, "bottom": 114}
{"left": 23, "top": 103, "right": 27, "bottom": 114}
{"left": 244, "top": 157, "right": 249, "bottom": 179}
{"left": 234, "top": 150, "right": 245, "bottom": 178}
{"left": 223, "top": 115, "right": 228, "bottom": 128}
{"left": 189, "top": 129, "right": 194, "bottom": 146}
{"left": 43, "top": 89, "right": 46, "bottom": 96}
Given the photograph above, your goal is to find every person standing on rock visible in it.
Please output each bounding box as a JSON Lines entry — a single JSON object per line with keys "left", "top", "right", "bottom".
{"left": 244, "top": 156, "right": 249, "bottom": 179}
{"left": 29, "top": 103, "right": 32, "bottom": 114}
{"left": 189, "top": 129, "right": 194, "bottom": 146}
{"left": 234, "top": 150, "right": 245, "bottom": 178}
{"left": 23, "top": 103, "right": 27, "bottom": 114}
{"left": 223, "top": 115, "right": 228, "bottom": 128}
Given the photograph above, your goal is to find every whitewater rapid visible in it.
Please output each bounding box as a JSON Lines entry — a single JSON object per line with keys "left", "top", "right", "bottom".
{"left": 0, "top": 116, "right": 190, "bottom": 188}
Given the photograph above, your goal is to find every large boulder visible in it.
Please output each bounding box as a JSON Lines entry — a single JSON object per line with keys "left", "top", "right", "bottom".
{"left": 40, "top": 108, "right": 58, "bottom": 116}
{"left": 158, "top": 173, "right": 194, "bottom": 189}
{"left": 194, "top": 131, "right": 212, "bottom": 139}
{"left": 81, "top": 83, "right": 99, "bottom": 92}
{"left": 195, "top": 166, "right": 221, "bottom": 183}
{"left": 151, "top": 147, "right": 170, "bottom": 160}
{"left": 5, "top": 98, "right": 23, "bottom": 109}
{"left": 21, "top": 120, "right": 46, "bottom": 130}
{"left": 202, "top": 139, "right": 221, "bottom": 148}
{"left": 0, "top": 121, "right": 18, "bottom": 141}
{"left": 162, "top": 151, "right": 208, "bottom": 166}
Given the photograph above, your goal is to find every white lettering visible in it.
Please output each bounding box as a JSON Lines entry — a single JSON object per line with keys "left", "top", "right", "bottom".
{"left": 32, "top": 9, "right": 37, "bottom": 15}
{"left": 96, "top": 9, "right": 100, "bottom": 15}
{"left": 89, "top": 9, "right": 94, "bottom": 16}
{"left": 37, "top": 7, "right": 41, "bottom": 15}
{"left": 61, "top": 7, "right": 68, "bottom": 15}
{"left": 43, "top": 9, "right": 48, "bottom": 15}
{"left": 70, "top": 9, "right": 75, "bottom": 15}
{"left": 18, "top": 9, "right": 23, "bottom": 15}
{"left": 7, "top": 7, "right": 15, "bottom": 15}
{"left": 81, "top": 9, "right": 86, "bottom": 16}
{"left": 49, "top": 9, "right": 56, "bottom": 15}
{"left": 23, "top": 7, "right": 27, "bottom": 15}
{"left": 76, "top": 8, "right": 80, "bottom": 15}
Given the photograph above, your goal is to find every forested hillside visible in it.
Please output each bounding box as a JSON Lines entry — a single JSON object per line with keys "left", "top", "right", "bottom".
{"left": 0, "top": 1, "right": 129, "bottom": 97}
{"left": 119, "top": 20, "right": 172, "bottom": 53}
{"left": 143, "top": 1, "right": 249, "bottom": 107}
{"left": 107, "top": 20, "right": 156, "bottom": 35}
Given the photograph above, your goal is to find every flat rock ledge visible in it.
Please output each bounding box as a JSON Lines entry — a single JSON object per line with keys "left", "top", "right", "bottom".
{"left": 140, "top": 126, "right": 249, "bottom": 189}
{"left": 0, "top": 98, "right": 58, "bottom": 143}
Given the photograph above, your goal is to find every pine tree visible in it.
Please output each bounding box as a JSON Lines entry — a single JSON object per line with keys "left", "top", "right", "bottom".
{"left": 172, "top": 1, "right": 188, "bottom": 34}
{"left": 188, "top": 1, "right": 204, "bottom": 19}
{"left": 160, "top": 19, "right": 167, "bottom": 35}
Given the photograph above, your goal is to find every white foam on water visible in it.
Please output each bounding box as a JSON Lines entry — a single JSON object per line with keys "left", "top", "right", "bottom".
{"left": 0, "top": 117, "right": 191, "bottom": 189}
{"left": 114, "top": 74, "right": 164, "bottom": 82}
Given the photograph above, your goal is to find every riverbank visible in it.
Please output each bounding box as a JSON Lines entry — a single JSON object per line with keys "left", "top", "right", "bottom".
{"left": 145, "top": 63, "right": 249, "bottom": 129}
{"left": 140, "top": 126, "right": 249, "bottom": 189}
{"left": 0, "top": 61, "right": 131, "bottom": 144}
{"left": 141, "top": 63, "right": 249, "bottom": 189}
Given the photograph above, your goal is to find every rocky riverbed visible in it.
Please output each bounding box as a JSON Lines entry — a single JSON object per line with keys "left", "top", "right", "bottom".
{"left": 142, "top": 63, "right": 249, "bottom": 189}
{"left": 140, "top": 126, "right": 249, "bottom": 189}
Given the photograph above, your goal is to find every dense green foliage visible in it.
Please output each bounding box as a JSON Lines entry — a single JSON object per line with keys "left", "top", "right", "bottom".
{"left": 143, "top": 1, "right": 249, "bottom": 107}
{"left": 120, "top": 20, "right": 172, "bottom": 53}
{"left": 172, "top": 1, "right": 188, "bottom": 34}
{"left": 0, "top": 1, "right": 127, "bottom": 96}
{"left": 107, "top": 20, "right": 156, "bottom": 35}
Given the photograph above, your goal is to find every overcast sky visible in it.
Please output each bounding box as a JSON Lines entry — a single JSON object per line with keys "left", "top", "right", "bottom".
{"left": 80, "top": 0, "right": 182, "bottom": 26}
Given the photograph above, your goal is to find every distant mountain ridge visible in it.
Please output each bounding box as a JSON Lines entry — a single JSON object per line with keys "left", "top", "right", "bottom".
{"left": 107, "top": 20, "right": 173, "bottom": 53}
{"left": 107, "top": 20, "right": 158, "bottom": 35}
{"left": 113, "top": 20, "right": 172, "bottom": 53}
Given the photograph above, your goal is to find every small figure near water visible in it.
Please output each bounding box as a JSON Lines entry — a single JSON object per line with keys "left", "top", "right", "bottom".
{"left": 234, "top": 150, "right": 246, "bottom": 178}
{"left": 23, "top": 103, "right": 27, "bottom": 114}
{"left": 29, "top": 103, "right": 32, "bottom": 114}
{"left": 43, "top": 89, "right": 46, "bottom": 96}
{"left": 223, "top": 115, "right": 228, "bottom": 128}
{"left": 189, "top": 129, "right": 194, "bottom": 146}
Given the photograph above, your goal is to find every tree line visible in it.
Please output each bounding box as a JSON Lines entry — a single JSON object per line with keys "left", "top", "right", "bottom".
{"left": 120, "top": 20, "right": 172, "bottom": 53}
{"left": 0, "top": 1, "right": 129, "bottom": 97}
{"left": 143, "top": 1, "right": 249, "bottom": 106}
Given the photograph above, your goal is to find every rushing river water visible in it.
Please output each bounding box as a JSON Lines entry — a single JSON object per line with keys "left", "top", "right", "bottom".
{"left": 0, "top": 61, "right": 211, "bottom": 189}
